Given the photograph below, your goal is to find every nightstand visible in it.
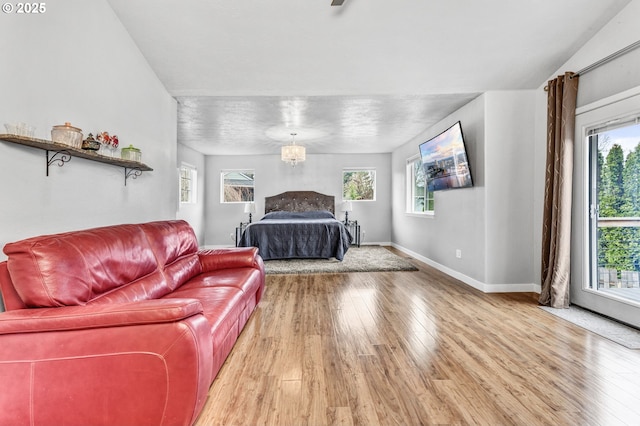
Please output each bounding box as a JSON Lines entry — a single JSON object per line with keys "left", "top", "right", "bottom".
{"left": 345, "top": 220, "right": 361, "bottom": 247}
{"left": 235, "top": 222, "right": 249, "bottom": 247}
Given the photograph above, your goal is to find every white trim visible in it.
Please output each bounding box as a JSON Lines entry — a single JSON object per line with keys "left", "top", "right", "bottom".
{"left": 392, "top": 243, "right": 539, "bottom": 294}
{"left": 405, "top": 212, "right": 434, "bottom": 219}
{"left": 405, "top": 155, "right": 433, "bottom": 215}
{"left": 581, "top": 287, "right": 640, "bottom": 309}
{"left": 342, "top": 166, "right": 377, "bottom": 171}
{"left": 576, "top": 86, "right": 640, "bottom": 116}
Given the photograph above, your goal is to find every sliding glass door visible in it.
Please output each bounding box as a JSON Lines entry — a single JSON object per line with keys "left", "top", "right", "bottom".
{"left": 572, "top": 90, "right": 640, "bottom": 328}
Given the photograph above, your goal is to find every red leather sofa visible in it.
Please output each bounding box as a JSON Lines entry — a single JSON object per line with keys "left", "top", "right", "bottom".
{"left": 0, "top": 220, "right": 265, "bottom": 426}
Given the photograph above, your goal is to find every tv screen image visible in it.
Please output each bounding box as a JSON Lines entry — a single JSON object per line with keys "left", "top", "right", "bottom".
{"left": 418, "top": 121, "right": 473, "bottom": 191}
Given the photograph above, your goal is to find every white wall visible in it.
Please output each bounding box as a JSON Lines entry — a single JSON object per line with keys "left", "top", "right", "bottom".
{"left": 204, "top": 153, "right": 391, "bottom": 247}
{"left": 0, "top": 1, "right": 177, "bottom": 253}
{"left": 391, "top": 91, "right": 537, "bottom": 292}
{"left": 484, "top": 91, "right": 536, "bottom": 286}
{"left": 177, "top": 143, "right": 206, "bottom": 243}
{"left": 391, "top": 96, "right": 487, "bottom": 285}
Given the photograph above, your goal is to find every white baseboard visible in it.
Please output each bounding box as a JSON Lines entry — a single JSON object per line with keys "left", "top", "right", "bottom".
{"left": 202, "top": 242, "right": 541, "bottom": 294}
{"left": 391, "top": 243, "right": 540, "bottom": 294}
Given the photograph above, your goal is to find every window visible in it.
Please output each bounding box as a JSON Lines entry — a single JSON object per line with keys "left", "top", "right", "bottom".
{"left": 588, "top": 116, "right": 640, "bottom": 303}
{"left": 406, "top": 155, "right": 434, "bottom": 214}
{"left": 343, "top": 169, "right": 376, "bottom": 201}
{"left": 180, "top": 164, "right": 197, "bottom": 204}
{"left": 221, "top": 170, "right": 255, "bottom": 203}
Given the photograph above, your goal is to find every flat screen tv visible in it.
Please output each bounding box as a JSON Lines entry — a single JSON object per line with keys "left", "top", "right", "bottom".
{"left": 418, "top": 121, "right": 473, "bottom": 191}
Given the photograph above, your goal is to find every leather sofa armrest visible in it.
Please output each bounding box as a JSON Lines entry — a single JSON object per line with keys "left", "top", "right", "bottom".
{"left": 198, "top": 247, "right": 261, "bottom": 272}
{"left": 0, "top": 299, "right": 213, "bottom": 426}
{"left": 0, "top": 298, "right": 203, "bottom": 335}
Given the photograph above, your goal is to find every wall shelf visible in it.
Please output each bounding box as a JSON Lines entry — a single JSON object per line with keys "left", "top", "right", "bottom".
{"left": 0, "top": 134, "right": 153, "bottom": 185}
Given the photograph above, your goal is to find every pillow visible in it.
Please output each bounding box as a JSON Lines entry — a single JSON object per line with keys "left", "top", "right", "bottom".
{"left": 262, "top": 210, "right": 336, "bottom": 220}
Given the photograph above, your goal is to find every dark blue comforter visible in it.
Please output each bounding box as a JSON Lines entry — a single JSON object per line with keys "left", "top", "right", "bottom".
{"left": 238, "top": 210, "right": 352, "bottom": 261}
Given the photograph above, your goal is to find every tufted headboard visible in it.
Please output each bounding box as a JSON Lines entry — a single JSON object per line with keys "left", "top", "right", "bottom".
{"left": 264, "top": 191, "right": 335, "bottom": 214}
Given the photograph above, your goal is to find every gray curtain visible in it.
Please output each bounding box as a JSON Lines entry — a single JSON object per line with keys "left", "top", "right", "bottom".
{"left": 539, "top": 72, "right": 579, "bottom": 308}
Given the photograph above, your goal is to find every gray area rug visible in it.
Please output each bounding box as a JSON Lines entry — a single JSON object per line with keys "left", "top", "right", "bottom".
{"left": 264, "top": 245, "right": 418, "bottom": 275}
{"left": 540, "top": 305, "right": 640, "bottom": 349}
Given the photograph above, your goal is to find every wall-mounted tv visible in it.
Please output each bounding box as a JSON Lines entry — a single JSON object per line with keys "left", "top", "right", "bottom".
{"left": 418, "top": 121, "right": 473, "bottom": 191}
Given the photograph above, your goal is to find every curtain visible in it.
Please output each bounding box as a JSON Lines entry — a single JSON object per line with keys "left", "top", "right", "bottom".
{"left": 539, "top": 72, "right": 579, "bottom": 308}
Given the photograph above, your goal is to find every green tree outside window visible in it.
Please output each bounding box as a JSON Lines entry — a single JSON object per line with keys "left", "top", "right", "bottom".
{"left": 343, "top": 170, "right": 375, "bottom": 201}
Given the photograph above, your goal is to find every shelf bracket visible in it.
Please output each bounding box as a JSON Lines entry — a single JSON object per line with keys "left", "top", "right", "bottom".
{"left": 124, "top": 167, "right": 142, "bottom": 186}
{"left": 46, "top": 150, "right": 72, "bottom": 176}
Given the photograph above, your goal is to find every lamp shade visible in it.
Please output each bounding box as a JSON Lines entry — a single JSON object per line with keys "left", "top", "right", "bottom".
{"left": 342, "top": 201, "right": 353, "bottom": 212}
{"left": 281, "top": 144, "right": 306, "bottom": 165}
{"left": 281, "top": 132, "right": 306, "bottom": 166}
{"left": 244, "top": 203, "right": 256, "bottom": 214}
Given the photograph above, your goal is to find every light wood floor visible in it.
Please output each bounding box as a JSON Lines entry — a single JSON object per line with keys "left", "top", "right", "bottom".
{"left": 195, "top": 248, "right": 640, "bottom": 425}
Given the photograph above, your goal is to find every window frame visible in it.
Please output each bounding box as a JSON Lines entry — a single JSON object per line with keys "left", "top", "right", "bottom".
{"left": 220, "top": 169, "right": 255, "bottom": 204}
{"left": 587, "top": 113, "right": 640, "bottom": 293}
{"left": 406, "top": 154, "right": 434, "bottom": 216}
{"left": 572, "top": 87, "right": 640, "bottom": 328}
{"left": 342, "top": 168, "right": 376, "bottom": 202}
{"left": 179, "top": 163, "right": 198, "bottom": 204}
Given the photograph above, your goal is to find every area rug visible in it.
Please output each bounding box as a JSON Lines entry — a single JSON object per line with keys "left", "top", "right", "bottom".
{"left": 540, "top": 305, "right": 640, "bottom": 349}
{"left": 264, "top": 245, "right": 418, "bottom": 275}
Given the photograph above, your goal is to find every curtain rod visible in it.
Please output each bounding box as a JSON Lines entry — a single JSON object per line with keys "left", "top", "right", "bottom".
{"left": 573, "top": 39, "right": 640, "bottom": 78}
{"left": 544, "top": 39, "right": 640, "bottom": 91}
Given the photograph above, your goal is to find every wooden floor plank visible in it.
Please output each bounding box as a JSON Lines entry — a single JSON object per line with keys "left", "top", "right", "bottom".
{"left": 195, "top": 248, "right": 640, "bottom": 425}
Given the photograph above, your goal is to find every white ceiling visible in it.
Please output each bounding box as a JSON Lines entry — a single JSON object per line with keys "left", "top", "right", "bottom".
{"left": 107, "top": 0, "right": 630, "bottom": 155}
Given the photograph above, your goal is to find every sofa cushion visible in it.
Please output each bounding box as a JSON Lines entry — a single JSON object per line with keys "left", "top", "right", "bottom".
{"left": 139, "top": 221, "right": 202, "bottom": 290}
{"left": 0, "top": 262, "right": 26, "bottom": 310}
{"left": 3, "top": 224, "right": 165, "bottom": 308}
{"left": 178, "top": 268, "right": 263, "bottom": 301}
{"left": 163, "top": 285, "right": 246, "bottom": 350}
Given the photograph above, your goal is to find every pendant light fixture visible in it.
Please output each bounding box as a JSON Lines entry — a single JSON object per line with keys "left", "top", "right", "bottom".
{"left": 281, "top": 132, "right": 306, "bottom": 166}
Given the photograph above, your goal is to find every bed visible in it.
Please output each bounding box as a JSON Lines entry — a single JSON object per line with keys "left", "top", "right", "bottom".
{"left": 238, "top": 191, "right": 352, "bottom": 261}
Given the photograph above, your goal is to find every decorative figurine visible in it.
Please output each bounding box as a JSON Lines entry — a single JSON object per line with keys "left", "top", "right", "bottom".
{"left": 81, "top": 133, "right": 101, "bottom": 151}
